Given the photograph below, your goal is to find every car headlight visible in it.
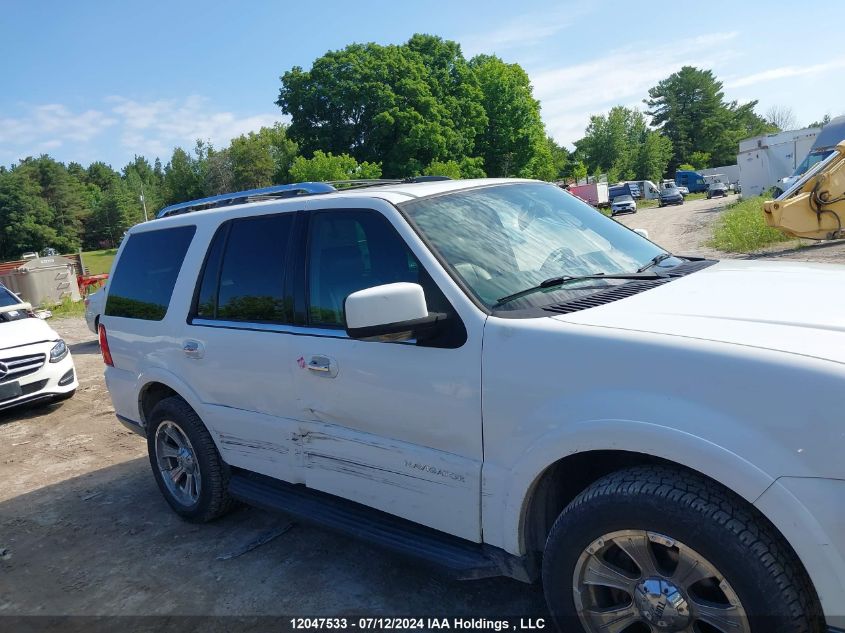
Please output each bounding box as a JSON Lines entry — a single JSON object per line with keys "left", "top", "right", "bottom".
{"left": 50, "top": 339, "right": 69, "bottom": 363}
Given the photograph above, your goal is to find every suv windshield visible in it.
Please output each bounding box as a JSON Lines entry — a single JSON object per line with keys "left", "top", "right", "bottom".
{"left": 613, "top": 195, "right": 633, "bottom": 203}
{"left": 402, "top": 182, "right": 670, "bottom": 311}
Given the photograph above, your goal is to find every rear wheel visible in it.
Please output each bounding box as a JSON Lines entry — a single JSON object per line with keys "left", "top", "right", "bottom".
{"left": 542, "top": 466, "right": 822, "bottom": 633}
{"left": 147, "top": 396, "right": 235, "bottom": 522}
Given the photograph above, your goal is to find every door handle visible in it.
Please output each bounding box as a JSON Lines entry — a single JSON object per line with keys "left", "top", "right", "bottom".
{"left": 182, "top": 340, "right": 204, "bottom": 359}
{"left": 306, "top": 355, "right": 337, "bottom": 377}
{"left": 307, "top": 357, "right": 331, "bottom": 372}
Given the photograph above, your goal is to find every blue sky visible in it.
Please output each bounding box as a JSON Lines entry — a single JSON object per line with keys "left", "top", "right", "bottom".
{"left": 2, "top": 0, "right": 843, "bottom": 169}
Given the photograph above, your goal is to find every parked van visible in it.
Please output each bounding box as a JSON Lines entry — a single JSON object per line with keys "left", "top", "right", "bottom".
{"left": 607, "top": 182, "right": 641, "bottom": 200}
{"left": 674, "top": 170, "right": 708, "bottom": 193}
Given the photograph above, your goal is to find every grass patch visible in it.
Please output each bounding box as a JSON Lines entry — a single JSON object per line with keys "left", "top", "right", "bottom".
{"left": 81, "top": 249, "right": 117, "bottom": 275}
{"left": 709, "top": 196, "right": 791, "bottom": 253}
{"left": 686, "top": 192, "right": 707, "bottom": 201}
{"left": 42, "top": 296, "right": 85, "bottom": 318}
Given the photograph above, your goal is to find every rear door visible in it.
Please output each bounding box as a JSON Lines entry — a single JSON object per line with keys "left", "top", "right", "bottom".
{"left": 287, "top": 201, "right": 484, "bottom": 541}
{"left": 178, "top": 211, "right": 303, "bottom": 484}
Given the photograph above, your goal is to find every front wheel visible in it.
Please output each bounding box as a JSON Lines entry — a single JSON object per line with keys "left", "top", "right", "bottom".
{"left": 542, "top": 466, "right": 822, "bottom": 633}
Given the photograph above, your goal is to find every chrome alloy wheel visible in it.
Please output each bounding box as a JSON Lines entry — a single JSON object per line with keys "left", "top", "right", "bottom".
{"left": 154, "top": 420, "right": 202, "bottom": 507}
{"left": 572, "top": 530, "right": 749, "bottom": 633}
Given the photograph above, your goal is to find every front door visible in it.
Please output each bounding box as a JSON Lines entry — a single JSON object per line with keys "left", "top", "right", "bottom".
{"left": 289, "top": 206, "right": 483, "bottom": 541}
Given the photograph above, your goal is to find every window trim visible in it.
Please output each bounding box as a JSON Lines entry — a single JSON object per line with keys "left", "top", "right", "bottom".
{"left": 299, "top": 207, "right": 467, "bottom": 347}
{"left": 187, "top": 211, "right": 296, "bottom": 326}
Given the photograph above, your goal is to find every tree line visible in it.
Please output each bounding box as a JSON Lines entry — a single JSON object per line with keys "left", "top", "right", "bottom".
{"left": 0, "top": 34, "right": 800, "bottom": 260}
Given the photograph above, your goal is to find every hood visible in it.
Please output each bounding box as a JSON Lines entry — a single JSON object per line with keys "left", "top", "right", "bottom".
{"left": 0, "top": 317, "right": 58, "bottom": 352}
{"left": 553, "top": 259, "right": 845, "bottom": 364}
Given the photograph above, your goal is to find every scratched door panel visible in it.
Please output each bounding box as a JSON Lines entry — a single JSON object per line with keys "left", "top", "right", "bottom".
{"left": 299, "top": 419, "right": 481, "bottom": 539}
{"left": 290, "top": 336, "right": 483, "bottom": 542}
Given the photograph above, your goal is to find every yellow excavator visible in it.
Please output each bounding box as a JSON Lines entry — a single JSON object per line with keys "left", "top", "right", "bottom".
{"left": 763, "top": 140, "right": 845, "bottom": 239}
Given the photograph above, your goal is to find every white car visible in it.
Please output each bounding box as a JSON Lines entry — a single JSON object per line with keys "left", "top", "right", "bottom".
{"left": 0, "top": 284, "right": 77, "bottom": 410}
{"left": 609, "top": 194, "right": 636, "bottom": 215}
{"left": 84, "top": 287, "right": 106, "bottom": 334}
{"left": 102, "top": 178, "right": 845, "bottom": 632}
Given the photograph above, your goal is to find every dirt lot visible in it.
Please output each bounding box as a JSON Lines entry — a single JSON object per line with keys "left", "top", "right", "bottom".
{"left": 616, "top": 193, "right": 845, "bottom": 264}
{"left": 0, "top": 318, "right": 545, "bottom": 628}
{"left": 3, "top": 199, "right": 845, "bottom": 629}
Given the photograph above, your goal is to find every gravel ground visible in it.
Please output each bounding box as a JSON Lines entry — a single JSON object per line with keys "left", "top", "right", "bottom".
{"left": 615, "top": 193, "right": 845, "bottom": 264}
{"left": 0, "top": 318, "right": 544, "bottom": 628}
{"left": 2, "top": 197, "right": 844, "bottom": 629}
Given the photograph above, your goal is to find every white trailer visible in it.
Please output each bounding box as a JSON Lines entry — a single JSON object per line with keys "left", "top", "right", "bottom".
{"left": 623, "top": 180, "right": 661, "bottom": 200}
{"left": 737, "top": 127, "right": 819, "bottom": 197}
{"left": 566, "top": 182, "right": 609, "bottom": 207}
{"left": 699, "top": 165, "right": 740, "bottom": 186}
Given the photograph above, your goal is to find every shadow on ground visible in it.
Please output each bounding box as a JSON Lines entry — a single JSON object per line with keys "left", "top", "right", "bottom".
{"left": 0, "top": 457, "right": 547, "bottom": 624}
{"left": 68, "top": 340, "right": 101, "bottom": 356}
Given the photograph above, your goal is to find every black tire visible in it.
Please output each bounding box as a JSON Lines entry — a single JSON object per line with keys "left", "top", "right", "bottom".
{"left": 146, "top": 396, "right": 235, "bottom": 522}
{"left": 542, "top": 465, "right": 822, "bottom": 633}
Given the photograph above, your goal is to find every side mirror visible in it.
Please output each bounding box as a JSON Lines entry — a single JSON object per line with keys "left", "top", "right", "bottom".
{"left": 634, "top": 228, "right": 650, "bottom": 239}
{"left": 344, "top": 283, "right": 445, "bottom": 340}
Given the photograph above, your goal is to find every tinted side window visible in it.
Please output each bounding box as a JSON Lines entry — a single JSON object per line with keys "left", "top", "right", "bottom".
{"left": 106, "top": 226, "right": 195, "bottom": 320}
{"left": 307, "top": 211, "right": 464, "bottom": 347}
{"left": 196, "top": 214, "right": 294, "bottom": 322}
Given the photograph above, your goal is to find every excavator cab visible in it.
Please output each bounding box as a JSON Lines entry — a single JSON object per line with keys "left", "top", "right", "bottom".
{"left": 763, "top": 141, "right": 845, "bottom": 240}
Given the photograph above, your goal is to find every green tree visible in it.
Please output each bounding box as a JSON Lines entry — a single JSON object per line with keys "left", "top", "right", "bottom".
{"left": 0, "top": 169, "right": 59, "bottom": 259}
{"left": 164, "top": 143, "right": 207, "bottom": 204}
{"left": 204, "top": 148, "right": 234, "bottom": 196}
{"left": 458, "top": 156, "right": 486, "bottom": 178}
{"left": 87, "top": 180, "right": 135, "bottom": 248}
{"left": 809, "top": 114, "right": 832, "bottom": 128}
{"left": 21, "top": 156, "right": 90, "bottom": 251}
{"left": 636, "top": 133, "right": 674, "bottom": 183}
{"left": 288, "top": 151, "right": 381, "bottom": 182}
{"left": 229, "top": 124, "right": 299, "bottom": 189}
{"left": 422, "top": 160, "right": 463, "bottom": 179}
{"left": 469, "top": 54, "right": 551, "bottom": 179}
{"left": 278, "top": 36, "right": 487, "bottom": 176}
{"left": 123, "top": 155, "right": 163, "bottom": 222}
{"left": 645, "top": 66, "right": 772, "bottom": 170}
{"left": 688, "top": 151, "right": 711, "bottom": 169}
{"left": 574, "top": 106, "right": 671, "bottom": 182}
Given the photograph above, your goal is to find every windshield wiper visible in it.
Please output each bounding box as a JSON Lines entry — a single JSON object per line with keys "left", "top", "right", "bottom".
{"left": 494, "top": 272, "right": 663, "bottom": 307}
{"left": 637, "top": 252, "right": 673, "bottom": 273}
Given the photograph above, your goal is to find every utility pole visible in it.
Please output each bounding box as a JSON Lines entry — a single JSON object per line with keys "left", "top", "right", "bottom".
{"left": 139, "top": 181, "right": 149, "bottom": 222}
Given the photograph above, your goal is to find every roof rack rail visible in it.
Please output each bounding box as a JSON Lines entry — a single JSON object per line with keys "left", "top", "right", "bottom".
{"left": 155, "top": 176, "right": 454, "bottom": 219}
{"left": 156, "top": 182, "right": 337, "bottom": 219}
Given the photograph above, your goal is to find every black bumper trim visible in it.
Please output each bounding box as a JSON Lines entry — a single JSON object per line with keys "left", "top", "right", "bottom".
{"left": 117, "top": 415, "right": 146, "bottom": 438}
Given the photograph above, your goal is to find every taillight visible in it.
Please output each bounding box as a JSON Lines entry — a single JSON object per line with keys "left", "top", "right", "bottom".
{"left": 98, "top": 323, "right": 114, "bottom": 367}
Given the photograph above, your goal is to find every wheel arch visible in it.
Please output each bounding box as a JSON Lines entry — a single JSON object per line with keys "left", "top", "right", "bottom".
{"left": 134, "top": 368, "right": 207, "bottom": 430}
{"left": 516, "top": 448, "right": 823, "bottom": 617}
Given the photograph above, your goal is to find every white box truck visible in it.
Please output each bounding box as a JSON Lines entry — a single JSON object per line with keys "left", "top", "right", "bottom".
{"left": 737, "top": 127, "right": 819, "bottom": 197}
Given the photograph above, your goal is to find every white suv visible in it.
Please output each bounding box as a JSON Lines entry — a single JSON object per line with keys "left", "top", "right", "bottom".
{"left": 101, "top": 179, "right": 844, "bottom": 632}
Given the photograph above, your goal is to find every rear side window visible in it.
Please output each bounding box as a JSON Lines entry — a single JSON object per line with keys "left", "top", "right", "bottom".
{"left": 106, "top": 226, "right": 195, "bottom": 320}
{"left": 194, "top": 213, "right": 294, "bottom": 323}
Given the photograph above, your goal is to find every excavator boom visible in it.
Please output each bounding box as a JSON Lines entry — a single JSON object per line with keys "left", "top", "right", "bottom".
{"left": 763, "top": 140, "right": 845, "bottom": 240}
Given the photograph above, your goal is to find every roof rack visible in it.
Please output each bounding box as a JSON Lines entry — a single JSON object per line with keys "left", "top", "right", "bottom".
{"left": 156, "top": 182, "right": 336, "bottom": 218}
{"left": 155, "top": 176, "right": 453, "bottom": 219}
